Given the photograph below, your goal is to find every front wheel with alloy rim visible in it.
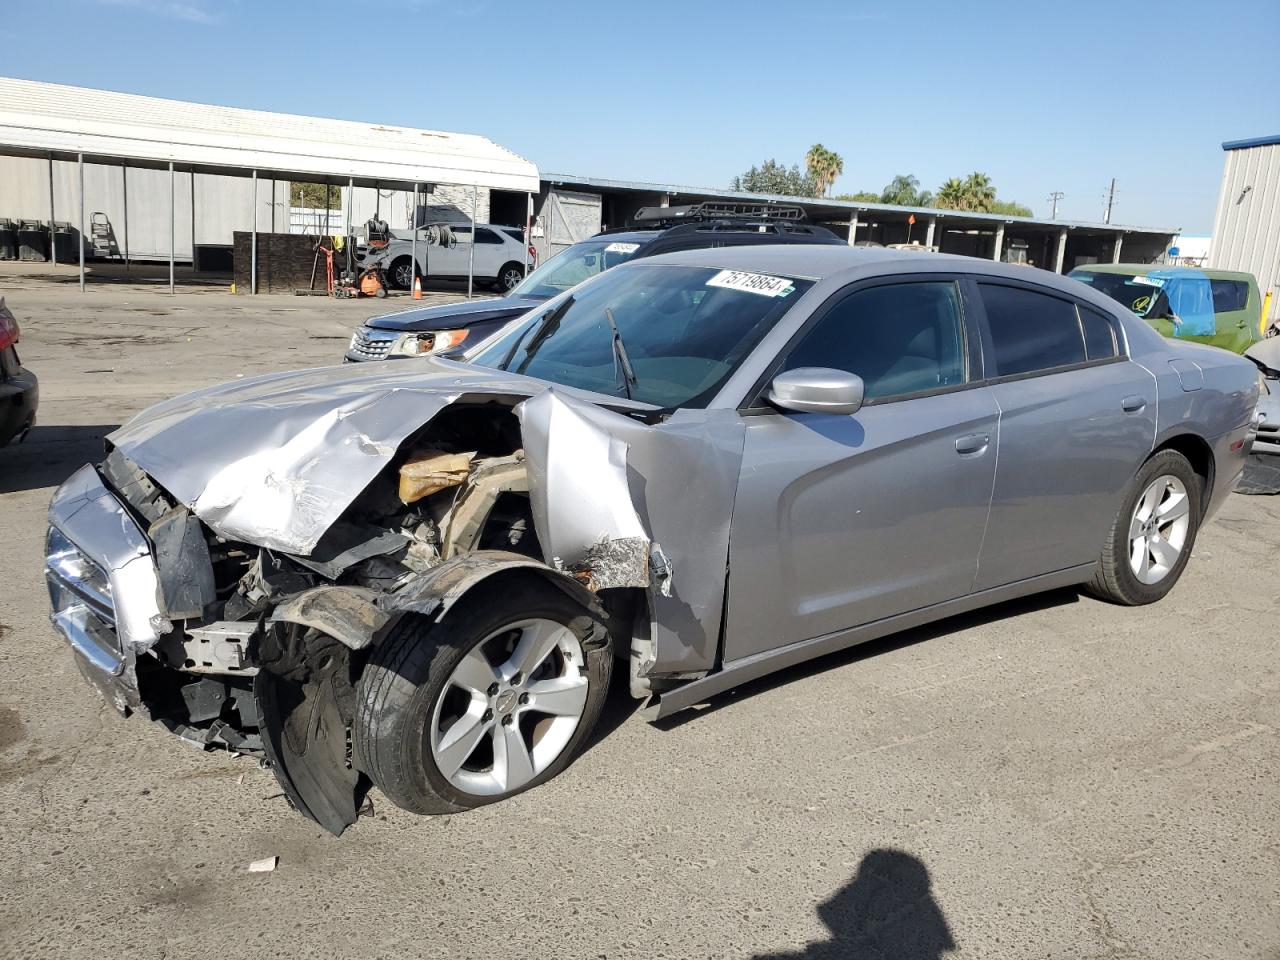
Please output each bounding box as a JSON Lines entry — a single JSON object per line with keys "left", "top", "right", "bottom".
{"left": 1085, "top": 449, "right": 1201, "bottom": 605}
{"left": 495, "top": 261, "right": 524, "bottom": 293}
{"left": 354, "top": 581, "right": 612, "bottom": 815}
{"left": 389, "top": 257, "right": 419, "bottom": 291}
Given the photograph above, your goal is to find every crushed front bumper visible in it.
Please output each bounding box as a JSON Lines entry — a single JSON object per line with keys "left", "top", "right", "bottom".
{"left": 45, "top": 464, "right": 168, "bottom": 715}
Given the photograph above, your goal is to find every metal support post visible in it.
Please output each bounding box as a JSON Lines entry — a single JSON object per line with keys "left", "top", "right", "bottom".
{"left": 77, "top": 153, "right": 85, "bottom": 292}
{"left": 169, "top": 161, "right": 175, "bottom": 294}
{"left": 250, "top": 170, "right": 258, "bottom": 294}
{"left": 467, "top": 185, "right": 478, "bottom": 298}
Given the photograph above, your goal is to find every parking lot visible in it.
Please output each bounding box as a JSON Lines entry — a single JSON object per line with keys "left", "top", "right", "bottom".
{"left": 1, "top": 280, "right": 1277, "bottom": 960}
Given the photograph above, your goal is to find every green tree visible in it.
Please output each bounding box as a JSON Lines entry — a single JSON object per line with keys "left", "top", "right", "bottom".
{"left": 989, "top": 199, "right": 1033, "bottom": 217}
{"left": 805, "top": 144, "right": 844, "bottom": 198}
{"left": 290, "top": 182, "right": 340, "bottom": 209}
{"left": 880, "top": 173, "right": 928, "bottom": 206}
{"left": 962, "top": 172, "right": 996, "bottom": 211}
{"left": 935, "top": 177, "right": 968, "bottom": 210}
{"left": 730, "top": 159, "right": 818, "bottom": 198}
{"left": 834, "top": 191, "right": 882, "bottom": 202}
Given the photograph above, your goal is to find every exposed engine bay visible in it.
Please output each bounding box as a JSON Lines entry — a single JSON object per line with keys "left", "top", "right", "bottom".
{"left": 47, "top": 362, "right": 746, "bottom": 834}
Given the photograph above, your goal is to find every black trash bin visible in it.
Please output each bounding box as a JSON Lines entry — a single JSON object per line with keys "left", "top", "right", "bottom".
{"left": 17, "top": 220, "right": 48, "bottom": 262}
{"left": 0, "top": 220, "right": 15, "bottom": 261}
{"left": 52, "top": 222, "right": 77, "bottom": 264}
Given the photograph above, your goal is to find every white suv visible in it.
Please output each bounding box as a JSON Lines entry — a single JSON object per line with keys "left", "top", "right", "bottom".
{"left": 359, "top": 224, "right": 531, "bottom": 292}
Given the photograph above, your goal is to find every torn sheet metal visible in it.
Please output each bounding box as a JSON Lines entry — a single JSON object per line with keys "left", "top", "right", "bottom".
{"left": 269, "top": 585, "right": 391, "bottom": 651}
{"left": 517, "top": 389, "right": 746, "bottom": 675}
{"left": 106, "top": 359, "right": 544, "bottom": 555}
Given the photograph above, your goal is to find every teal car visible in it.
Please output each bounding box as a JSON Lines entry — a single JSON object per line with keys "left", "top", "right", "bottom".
{"left": 1069, "top": 264, "right": 1263, "bottom": 355}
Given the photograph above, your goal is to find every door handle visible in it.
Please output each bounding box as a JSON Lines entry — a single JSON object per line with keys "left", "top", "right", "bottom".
{"left": 1121, "top": 395, "right": 1147, "bottom": 413}
{"left": 955, "top": 433, "right": 990, "bottom": 456}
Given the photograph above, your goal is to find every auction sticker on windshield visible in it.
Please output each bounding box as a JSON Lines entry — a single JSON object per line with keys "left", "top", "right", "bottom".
{"left": 1130, "top": 275, "right": 1165, "bottom": 287}
{"left": 707, "top": 270, "right": 795, "bottom": 297}
{"left": 605, "top": 242, "right": 640, "bottom": 254}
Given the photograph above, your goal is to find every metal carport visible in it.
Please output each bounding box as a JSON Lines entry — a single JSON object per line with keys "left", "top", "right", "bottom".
{"left": 0, "top": 77, "right": 540, "bottom": 293}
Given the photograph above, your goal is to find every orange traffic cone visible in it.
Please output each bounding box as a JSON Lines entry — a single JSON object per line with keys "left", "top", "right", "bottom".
{"left": 412, "top": 274, "right": 423, "bottom": 300}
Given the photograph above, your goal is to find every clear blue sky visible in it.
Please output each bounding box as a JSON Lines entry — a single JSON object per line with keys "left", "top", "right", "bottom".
{"left": 5, "top": 0, "right": 1277, "bottom": 232}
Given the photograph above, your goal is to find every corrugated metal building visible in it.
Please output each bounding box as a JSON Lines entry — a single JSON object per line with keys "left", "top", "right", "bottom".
{"left": 1209, "top": 135, "right": 1280, "bottom": 300}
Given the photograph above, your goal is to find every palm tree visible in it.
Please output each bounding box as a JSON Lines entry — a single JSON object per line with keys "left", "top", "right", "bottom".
{"left": 824, "top": 150, "right": 844, "bottom": 198}
{"left": 962, "top": 172, "right": 996, "bottom": 212}
{"left": 805, "top": 144, "right": 843, "bottom": 198}
{"left": 880, "top": 174, "right": 922, "bottom": 206}
{"left": 935, "top": 177, "right": 968, "bottom": 210}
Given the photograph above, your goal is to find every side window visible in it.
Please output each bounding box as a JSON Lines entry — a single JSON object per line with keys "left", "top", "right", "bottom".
{"left": 1079, "top": 306, "right": 1119, "bottom": 360}
{"left": 1210, "top": 279, "right": 1249, "bottom": 313}
{"left": 781, "top": 282, "right": 967, "bottom": 401}
{"left": 474, "top": 228, "right": 503, "bottom": 244}
{"left": 978, "top": 283, "right": 1085, "bottom": 377}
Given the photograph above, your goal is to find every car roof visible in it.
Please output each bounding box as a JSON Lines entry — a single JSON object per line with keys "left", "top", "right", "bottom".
{"left": 630, "top": 243, "right": 1130, "bottom": 305}
{"left": 1072, "top": 263, "right": 1255, "bottom": 282}
{"left": 584, "top": 229, "right": 662, "bottom": 244}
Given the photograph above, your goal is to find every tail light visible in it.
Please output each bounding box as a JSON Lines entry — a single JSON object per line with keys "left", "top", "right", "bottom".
{"left": 527, "top": 245, "right": 538, "bottom": 265}
{"left": 0, "top": 309, "right": 18, "bottom": 352}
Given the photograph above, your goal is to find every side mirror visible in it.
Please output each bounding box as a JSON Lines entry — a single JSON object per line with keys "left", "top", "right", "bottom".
{"left": 767, "top": 367, "right": 864, "bottom": 415}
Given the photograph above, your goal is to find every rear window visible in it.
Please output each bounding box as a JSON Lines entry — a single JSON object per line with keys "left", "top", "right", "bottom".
{"left": 979, "top": 283, "right": 1086, "bottom": 376}
{"left": 1079, "top": 306, "right": 1119, "bottom": 360}
{"left": 1210, "top": 279, "right": 1249, "bottom": 313}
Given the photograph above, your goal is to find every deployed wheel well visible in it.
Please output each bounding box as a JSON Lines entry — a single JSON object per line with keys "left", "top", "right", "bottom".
{"left": 1152, "top": 434, "right": 1214, "bottom": 502}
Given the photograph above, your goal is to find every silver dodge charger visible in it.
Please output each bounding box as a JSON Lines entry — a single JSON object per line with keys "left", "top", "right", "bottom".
{"left": 45, "top": 246, "right": 1258, "bottom": 833}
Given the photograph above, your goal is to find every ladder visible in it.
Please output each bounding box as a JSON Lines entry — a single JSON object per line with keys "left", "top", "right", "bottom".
{"left": 90, "top": 212, "right": 113, "bottom": 258}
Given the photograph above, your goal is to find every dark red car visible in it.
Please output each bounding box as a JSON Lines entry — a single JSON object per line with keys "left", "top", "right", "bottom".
{"left": 0, "top": 298, "right": 38, "bottom": 446}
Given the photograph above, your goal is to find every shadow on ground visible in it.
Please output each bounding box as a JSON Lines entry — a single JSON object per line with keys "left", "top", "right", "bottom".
{"left": 654, "top": 588, "right": 1081, "bottom": 729}
{"left": 0, "top": 424, "right": 117, "bottom": 494}
{"left": 754, "top": 849, "right": 955, "bottom": 959}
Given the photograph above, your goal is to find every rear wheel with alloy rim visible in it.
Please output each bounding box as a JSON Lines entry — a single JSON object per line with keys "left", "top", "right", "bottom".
{"left": 1086, "top": 449, "right": 1201, "bottom": 605}
{"left": 354, "top": 580, "right": 612, "bottom": 815}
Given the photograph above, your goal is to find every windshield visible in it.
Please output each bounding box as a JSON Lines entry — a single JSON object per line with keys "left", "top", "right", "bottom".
{"left": 473, "top": 264, "right": 814, "bottom": 408}
{"left": 510, "top": 237, "right": 651, "bottom": 299}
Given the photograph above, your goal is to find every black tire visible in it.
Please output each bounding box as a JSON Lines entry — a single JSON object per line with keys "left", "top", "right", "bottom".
{"left": 495, "top": 261, "right": 524, "bottom": 293}
{"left": 388, "top": 257, "right": 417, "bottom": 291}
{"left": 354, "top": 579, "right": 612, "bottom": 815}
{"left": 1085, "top": 449, "right": 1201, "bottom": 605}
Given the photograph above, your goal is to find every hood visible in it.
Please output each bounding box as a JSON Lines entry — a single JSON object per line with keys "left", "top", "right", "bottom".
{"left": 363, "top": 295, "right": 545, "bottom": 332}
{"left": 108, "top": 358, "right": 551, "bottom": 555}
{"left": 1246, "top": 337, "right": 1280, "bottom": 377}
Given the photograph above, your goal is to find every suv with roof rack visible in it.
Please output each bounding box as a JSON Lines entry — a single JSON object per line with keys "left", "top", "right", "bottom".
{"left": 345, "top": 203, "right": 844, "bottom": 363}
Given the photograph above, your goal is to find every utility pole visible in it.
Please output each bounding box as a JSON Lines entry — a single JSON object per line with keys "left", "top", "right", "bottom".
{"left": 1104, "top": 178, "right": 1116, "bottom": 224}
{"left": 1047, "top": 191, "right": 1064, "bottom": 220}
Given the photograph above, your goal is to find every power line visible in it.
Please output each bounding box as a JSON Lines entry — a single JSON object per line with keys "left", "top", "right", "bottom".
{"left": 1046, "top": 191, "right": 1064, "bottom": 219}
{"left": 1103, "top": 178, "right": 1116, "bottom": 224}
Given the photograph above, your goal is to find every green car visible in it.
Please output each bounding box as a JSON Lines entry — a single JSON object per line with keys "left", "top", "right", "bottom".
{"left": 1068, "top": 263, "right": 1263, "bottom": 355}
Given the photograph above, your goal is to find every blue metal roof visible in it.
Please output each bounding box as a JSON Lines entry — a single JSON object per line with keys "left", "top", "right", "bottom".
{"left": 1222, "top": 134, "right": 1280, "bottom": 151}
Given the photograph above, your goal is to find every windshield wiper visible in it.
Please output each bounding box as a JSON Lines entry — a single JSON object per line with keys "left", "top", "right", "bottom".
{"left": 499, "top": 295, "right": 574, "bottom": 371}
{"left": 603, "top": 306, "right": 637, "bottom": 400}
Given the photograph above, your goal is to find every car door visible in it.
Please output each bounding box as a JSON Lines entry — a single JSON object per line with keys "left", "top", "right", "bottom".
{"left": 723, "top": 276, "right": 1000, "bottom": 662}
{"left": 424, "top": 224, "right": 470, "bottom": 279}
{"left": 969, "top": 278, "right": 1157, "bottom": 591}
{"left": 471, "top": 227, "right": 506, "bottom": 278}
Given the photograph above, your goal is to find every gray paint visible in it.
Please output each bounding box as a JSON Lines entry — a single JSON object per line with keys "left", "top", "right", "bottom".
{"left": 57, "top": 245, "right": 1261, "bottom": 717}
